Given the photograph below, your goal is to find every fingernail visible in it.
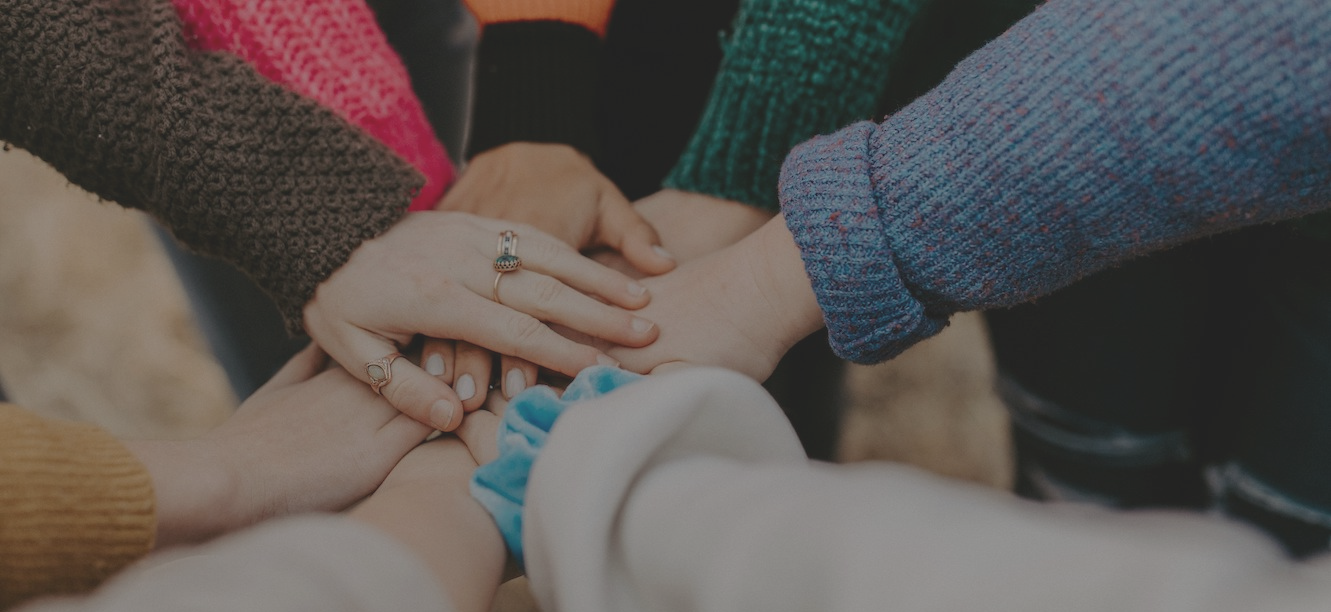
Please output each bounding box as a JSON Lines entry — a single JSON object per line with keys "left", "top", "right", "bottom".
{"left": 455, "top": 374, "right": 476, "bottom": 401}
{"left": 628, "top": 282, "right": 648, "bottom": 297}
{"left": 631, "top": 317, "right": 654, "bottom": 333}
{"left": 596, "top": 354, "right": 620, "bottom": 368}
{"left": 652, "top": 245, "right": 675, "bottom": 260}
{"left": 505, "top": 369, "right": 526, "bottom": 398}
{"left": 430, "top": 399, "right": 456, "bottom": 430}
{"left": 425, "top": 353, "right": 445, "bottom": 377}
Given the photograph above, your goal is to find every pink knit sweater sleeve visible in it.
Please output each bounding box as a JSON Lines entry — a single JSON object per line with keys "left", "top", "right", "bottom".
{"left": 171, "top": 0, "right": 453, "bottom": 211}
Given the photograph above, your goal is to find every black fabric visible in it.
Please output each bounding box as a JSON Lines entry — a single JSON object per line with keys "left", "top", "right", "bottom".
{"left": 993, "top": 225, "right": 1331, "bottom": 557}
{"left": 469, "top": 21, "right": 603, "bottom": 159}
{"left": 366, "top": 0, "right": 477, "bottom": 164}
{"left": 878, "top": 0, "right": 1040, "bottom": 116}
{"left": 596, "top": 0, "right": 741, "bottom": 200}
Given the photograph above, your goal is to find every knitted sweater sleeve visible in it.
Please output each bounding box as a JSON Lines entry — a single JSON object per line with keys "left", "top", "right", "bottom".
{"left": 462, "top": 0, "right": 617, "bottom": 159}
{"left": 779, "top": 0, "right": 1331, "bottom": 363}
{"left": 663, "top": 0, "right": 927, "bottom": 211}
{"left": 0, "top": 404, "right": 155, "bottom": 610}
{"left": 0, "top": 0, "right": 422, "bottom": 334}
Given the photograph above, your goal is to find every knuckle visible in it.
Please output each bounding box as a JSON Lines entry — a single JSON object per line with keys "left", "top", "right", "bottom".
{"left": 508, "top": 315, "right": 548, "bottom": 349}
{"left": 532, "top": 275, "right": 565, "bottom": 305}
{"left": 530, "top": 236, "right": 563, "bottom": 260}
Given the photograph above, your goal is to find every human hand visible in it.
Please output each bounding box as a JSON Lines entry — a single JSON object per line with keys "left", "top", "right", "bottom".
{"left": 126, "top": 344, "right": 433, "bottom": 548}
{"left": 587, "top": 189, "right": 773, "bottom": 278}
{"left": 607, "top": 217, "right": 825, "bottom": 380}
{"left": 303, "top": 211, "right": 658, "bottom": 431}
{"left": 633, "top": 189, "right": 775, "bottom": 263}
{"left": 440, "top": 142, "right": 676, "bottom": 275}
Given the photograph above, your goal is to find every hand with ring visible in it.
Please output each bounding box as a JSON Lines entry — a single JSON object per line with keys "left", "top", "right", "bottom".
{"left": 302, "top": 211, "right": 659, "bottom": 431}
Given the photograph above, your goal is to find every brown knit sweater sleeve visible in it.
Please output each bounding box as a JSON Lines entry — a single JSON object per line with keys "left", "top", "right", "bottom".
{"left": 0, "top": 0, "right": 424, "bottom": 333}
{"left": 0, "top": 404, "right": 156, "bottom": 610}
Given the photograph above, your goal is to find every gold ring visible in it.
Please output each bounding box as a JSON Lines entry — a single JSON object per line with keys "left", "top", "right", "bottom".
{"left": 493, "top": 271, "right": 505, "bottom": 304}
{"left": 366, "top": 352, "right": 403, "bottom": 395}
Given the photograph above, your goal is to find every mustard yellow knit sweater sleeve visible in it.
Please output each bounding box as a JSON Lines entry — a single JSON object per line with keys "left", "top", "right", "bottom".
{"left": 0, "top": 405, "right": 155, "bottom": 610}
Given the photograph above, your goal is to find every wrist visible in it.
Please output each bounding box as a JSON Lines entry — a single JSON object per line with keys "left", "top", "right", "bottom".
{"left": 124, "top": 438, "right": 238, "bottom": 548}
{"left": 744, "top": 216, "right": 825, "bottom": 356}
{"left": 351, "top": 441, "right": 506, "bottom": 612}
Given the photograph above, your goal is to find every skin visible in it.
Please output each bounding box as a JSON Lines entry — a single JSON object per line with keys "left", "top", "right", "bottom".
{"left": 302, "top": 211, "right": 658, "bottom": 431}
{"left": 606, "top": 215, "right": 825, "bottom": 381}
{"left": 123, "top": 344, "right": 433, "bottom": 548}
{"left": 348, "top": 408, "right": 506, "bottom": 612}
{"left": 419, "top": 169, "right": 773, "bottom": 411}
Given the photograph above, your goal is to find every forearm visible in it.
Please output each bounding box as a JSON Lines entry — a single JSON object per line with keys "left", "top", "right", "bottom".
{"left": 663, "top": 0, "right": 927, "bottom": 210}
{"left": 781, "top": 0, "right": 1331, "bottom": 363}
{"left": 524, "top": 370, "right": 1331, "bottom": 612}
{"left": 350, "top": 441, "right": 505, "bottom": 612}
{"left": 120, "top": 439, "right": 233, "bottom": 549}
{"left": 0, "top": 0, "right": 420, "bottom": 332}
{"left": 620, "top": 456, "right": 1324, "bottom": 612}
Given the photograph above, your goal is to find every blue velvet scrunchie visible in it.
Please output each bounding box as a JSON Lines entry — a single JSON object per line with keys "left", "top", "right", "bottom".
{"left": 469, "top": 365, "right": 642, "bottom": 567}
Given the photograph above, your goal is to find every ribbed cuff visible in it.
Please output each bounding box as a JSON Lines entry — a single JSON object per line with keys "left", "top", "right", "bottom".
{"left": 467, "top": 21, "right": 602, "bottom": 159}
{"left": 665, "top": 0, "right": 925, "bottom": 211}
{"left": 0, "top": 406, "right": 155, "bottom": 608}
{"left": 778, "top": 123, "right": 946, "bottom": 363}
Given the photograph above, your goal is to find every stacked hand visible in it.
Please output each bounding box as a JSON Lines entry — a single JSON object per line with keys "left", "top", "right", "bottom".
{"left": 302, "top": 138, "right": 822, "bottom": 435}
{"left": 125, "top": 344, "right": 434, "bottom": 547}
{"left": 302, "top": 210, "right": 659, "bottom": 431}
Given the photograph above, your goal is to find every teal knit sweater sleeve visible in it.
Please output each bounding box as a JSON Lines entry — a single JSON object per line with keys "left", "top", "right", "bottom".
{"left": 662, "top": 0, "right": 927, "bottom": 210}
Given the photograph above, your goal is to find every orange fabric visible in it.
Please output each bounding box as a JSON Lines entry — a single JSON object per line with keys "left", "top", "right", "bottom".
{"left": 0, "top": 404, "right": 155, "bottom": 609}
{"left": 463, "top": 0, "right": 617, "bottom": 36}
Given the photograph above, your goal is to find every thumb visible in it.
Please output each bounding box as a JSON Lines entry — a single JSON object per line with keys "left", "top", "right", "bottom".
{"left": 597, "top": 192, "right": 676, "bottom": 276}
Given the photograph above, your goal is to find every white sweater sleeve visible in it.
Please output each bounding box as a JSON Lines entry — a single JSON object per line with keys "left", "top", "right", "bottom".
{"left": 524, "top": 367, "right": 1331, "bottom": 612}
{"left": 18, "top": 515, "right": 453, "bottom": 612}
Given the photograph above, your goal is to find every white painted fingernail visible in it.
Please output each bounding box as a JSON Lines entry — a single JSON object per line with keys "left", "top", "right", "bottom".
{"left": 425, "top": 353, "right": 446, "bottom": 377}
{"left": 505, "top": 369, "right": 526, "bottom": 398}
{"left": 596, "top": 354, "right": 620, "bottom": 368}
{"left": 628, "top": 282, "right": 648, "bottom": 297}
{"left": 455, "top": 374, "right": 476, "bottom": 401}
{"left": 652, "top": 245, "right": 675, "bottom": 260}
{"left": 430, "top": 400, "right": 455, "bottom": 430}
{"left": 631, "top": 317, "right": 654, "bottom": 333}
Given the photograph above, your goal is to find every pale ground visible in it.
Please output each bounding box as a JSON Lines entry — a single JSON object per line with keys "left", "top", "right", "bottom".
{"left": 0, "top": 147, "right": 1011, "bottom": 610}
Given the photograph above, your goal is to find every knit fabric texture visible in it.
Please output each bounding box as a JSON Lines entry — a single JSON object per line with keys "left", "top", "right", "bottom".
{"left": 663, "top": 0, "right": 926, "bottom": 210}
{"left": 0, "top": 0, "right": 422, "bottom": 334}
{"left": 467, "top": 21, "right": 604, "bottom": 159}
{"left": 0, "top": 404, "right": 155, "bottom": 609}
{"left": 464, "top": 0, "right": 617, "bottom": 35}
{"left": 780, "top": 0, "right": 1331, "bottom": 363}
{"left": 471, "top": 366, "right": 642, "bottom": 567}
{"left": 171, "top": 0, "right": 453, "bottom": 211}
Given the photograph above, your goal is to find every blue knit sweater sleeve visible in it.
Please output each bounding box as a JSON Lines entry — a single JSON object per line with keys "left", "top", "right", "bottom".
{"left": 780, "top": 0, "right": 1331, "bottom": 364}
